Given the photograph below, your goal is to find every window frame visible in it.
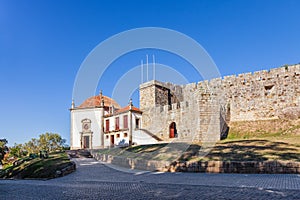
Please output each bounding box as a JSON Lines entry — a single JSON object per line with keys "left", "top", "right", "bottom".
{"left": 123, "top": 115, "right": 128, "bottom": 129}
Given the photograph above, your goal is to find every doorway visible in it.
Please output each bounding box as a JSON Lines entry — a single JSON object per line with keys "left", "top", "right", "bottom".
{"left": 169, "top": 122, "right": 177, "bottom": 138}
{"left": 83, "top": 136, "right": 90, "bottom": 149}
{"left": 110, "top": 135, "right": 115, "bottom": 147}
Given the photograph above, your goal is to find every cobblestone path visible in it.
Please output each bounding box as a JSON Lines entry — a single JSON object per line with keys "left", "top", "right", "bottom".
{"left": 1, "top": 157, "right": 299, "bottom": 199}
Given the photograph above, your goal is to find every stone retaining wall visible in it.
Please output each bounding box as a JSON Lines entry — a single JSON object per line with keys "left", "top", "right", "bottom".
{"left": 169, "top": 161, "right": 300, "bottom": 174}
{"left": 55, "top": 161, "right": 76, "bottom": 177}
{"left": 90, "top": 150, "right": 299, "bottom": 174}
{"left": 90, "top": 150, "right": 171, "bottom": 171}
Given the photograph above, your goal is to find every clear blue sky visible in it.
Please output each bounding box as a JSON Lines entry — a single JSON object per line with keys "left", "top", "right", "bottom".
{"left": 1, "top": 0, "right": 299, "bottom": 146}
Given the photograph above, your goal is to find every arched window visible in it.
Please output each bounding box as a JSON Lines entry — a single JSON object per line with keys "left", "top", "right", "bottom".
{"left": 169, "top": 122, "right": 177, "bottom": 138}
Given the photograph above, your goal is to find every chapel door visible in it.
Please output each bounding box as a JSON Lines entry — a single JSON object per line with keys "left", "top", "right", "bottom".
{"left": 83, "top": 136, "right": 90, "bottom": 149}
{"left": 169, "top": 122, "right": 176, "bottom": 138}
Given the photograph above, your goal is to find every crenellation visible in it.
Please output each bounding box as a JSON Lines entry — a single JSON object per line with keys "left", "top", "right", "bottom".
{"left": 269, "top": 68, "right": 279, "bottom": 75}
{"left": 154, "top": 105, "right": 163, "bottom": 113}
{"left": 180, "top": 101, "right": 185, "bottom": 109}
{"left": 237, "top": 73, "right": 245, "bottom": 78}
{"left": 171, "top": 103, "right": 178, "bottom": 110}
{"left": 186, "top": 82, "right": 197, "bottom": 89}
{"left": 163, "top": 104, "right": 170, "bottom": 112}
{"left": 224, "top": 74, "right": 236, "bottom": 80}
{"left": 139, "top": 64, "right": 300, "bottom": 143}
{"left": 244, "top": 72, "right": 252, "bottom": 77}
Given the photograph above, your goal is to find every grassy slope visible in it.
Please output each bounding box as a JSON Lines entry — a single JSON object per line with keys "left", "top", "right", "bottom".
{"left": 0, "top": 152, "right": 72, "bottom": 179}
{"left": 196, "top": 120, "right": 299, "bottom": 162}
{"left": 95, "top": 119, "right": 300, "bottom": 163}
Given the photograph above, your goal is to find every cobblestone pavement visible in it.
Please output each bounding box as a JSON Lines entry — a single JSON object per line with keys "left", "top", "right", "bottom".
{"left": 1, "top": 157, "right": 300, "bottom": 199}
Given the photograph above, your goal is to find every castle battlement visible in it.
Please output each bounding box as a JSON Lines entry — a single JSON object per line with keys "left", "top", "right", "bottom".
{"left": 140, "top": 63, "right": 300, "bottom": 124}
{"left": 141, "top": 64, "right": 300, "bottom": 94}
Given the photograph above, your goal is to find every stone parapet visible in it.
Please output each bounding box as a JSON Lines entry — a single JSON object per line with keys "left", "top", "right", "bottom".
{"left": 90, "top": 150, "right": 171, "bottom": 171}
{"left": 90, "top": 150, "right": 299, "bottom": 174}
{"left": 168, "top": 160, "right": 300, "bottom": 174}
{"left": 55, "top": 161, "right": 76, "bottom": 178}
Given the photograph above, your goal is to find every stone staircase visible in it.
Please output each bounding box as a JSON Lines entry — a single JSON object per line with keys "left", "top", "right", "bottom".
{"left": 138, "top": 128, "right": 164, "bottom": 141}
{"left": 66, "top": 149, "right": 92, "bottom": 158}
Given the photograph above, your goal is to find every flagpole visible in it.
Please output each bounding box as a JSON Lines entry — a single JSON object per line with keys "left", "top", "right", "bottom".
{"left": 153, "top": 55, "right": 155, "bottom": 80}
{"left": 141, "top": 60, "right": 143, "bottom": 83}
{"left": 146, "top": 54, "right": 149, "bottom": 81}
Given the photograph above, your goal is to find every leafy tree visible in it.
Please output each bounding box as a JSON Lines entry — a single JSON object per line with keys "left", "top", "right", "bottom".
{"left": 9, "top": 143, "right": 27, "bottom": 158}
{"left": 23, "top": 138, "right": 39, "bottom": 154}
{"left": 2, "top": 133, "right": 66, "bottom": 162}
{"left": 0, "top": 139, "right": 9, "bottom": 165}
{"left": 21, "top": 133, "right": 66, "bottom": 154}
{"left": 39, "top": 133, "right": 49, "bottom": 152}
{"left": 38, "top": 133, "right": 66, "bottom": 152}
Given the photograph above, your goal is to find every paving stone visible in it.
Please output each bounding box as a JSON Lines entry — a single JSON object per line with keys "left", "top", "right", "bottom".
{"left": 0, "top": 157, "right": 299, "bottom": 199}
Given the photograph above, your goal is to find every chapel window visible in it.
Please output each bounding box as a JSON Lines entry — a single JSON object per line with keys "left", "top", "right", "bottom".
{"left": 115, "top": 117, "right": 119, "bottom": 130}
{"left": 123, "top": 115, "right": 128, "bottom": 129}
{"left": 105, "top": 119, "right": 110, "bottom": 132}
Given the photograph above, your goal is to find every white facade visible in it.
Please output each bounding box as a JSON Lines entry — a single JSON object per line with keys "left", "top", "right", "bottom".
{"left": 70, "top": 108, "right": 103, "bottom": 149}
{"left": 103, "top": 111, "right": 143, "bottom": 147}
{"left": 70, "top": 95, "right": 159, "bottom": 150}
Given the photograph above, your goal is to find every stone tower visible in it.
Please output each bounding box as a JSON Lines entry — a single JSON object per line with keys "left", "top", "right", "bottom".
{"left": 140, "top": 80, "right": 183, "bottom": 111}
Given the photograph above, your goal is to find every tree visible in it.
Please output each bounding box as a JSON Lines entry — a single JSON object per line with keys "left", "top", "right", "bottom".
{"left": 0, "top": 139, "right": 9, "bottom": 165}
{"left": 9, "top": 143, "right": 26, "bottom": 158}
{"left": 1, "top": 133, "right": 66, "bottom": 162}
{"left": 23, "top": 138, "right": 39, "bottom": 154}
{"left": 38, "top": 133, "right": 66, "bottom": 152}
{"left": 39, "top": 133, "right": 49, "bottom": 152}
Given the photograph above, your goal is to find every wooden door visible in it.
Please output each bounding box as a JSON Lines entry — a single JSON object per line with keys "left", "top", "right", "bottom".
{"left": 169, "top": 122, "right": 176, "bottom": 138}
{"left": 83, "top": 136, "right": 90, "bottom": 148}
{"left": 170, "top": 127, "right": 175, "bottom": 138}
{"left": 110, "top": 135, "right": 114, "bottom": 147}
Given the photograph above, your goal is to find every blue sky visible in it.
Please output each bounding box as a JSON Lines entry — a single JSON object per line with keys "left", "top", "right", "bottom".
{"left": 1, "top": 0, "right": 299, "bottom": 145}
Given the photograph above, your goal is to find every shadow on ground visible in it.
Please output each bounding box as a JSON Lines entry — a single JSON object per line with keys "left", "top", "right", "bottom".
{"left": 180, "top": 140, "right": 300, "bottom": 162}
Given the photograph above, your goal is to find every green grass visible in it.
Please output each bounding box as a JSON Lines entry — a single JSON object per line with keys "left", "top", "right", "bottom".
{"left": 227, "top": 119, "right": 300, "bottom": 141}
{"left": 187, "top": 138, "right": 300, "bottom": 162}
{"left": 192, "top": 121, "right": 300, "bottom": 162}
{"left": 227, "top": 129, "right": 288, "bottom": 139}
{"left": 95, "top": 143, "right": 185, "bottom": 161}
{"left": 94, "top": 131, "right": 300, "bottom": 163}
{"left": 0, "top": 152, "right": 73, "bottom": 179}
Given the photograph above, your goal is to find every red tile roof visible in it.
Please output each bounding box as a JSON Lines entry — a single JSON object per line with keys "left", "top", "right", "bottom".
{"left": 77, "top": 95, "right": 121, "bottom": 109}
{"left": 116, "top": 105, "right": 142, "bottom": 114}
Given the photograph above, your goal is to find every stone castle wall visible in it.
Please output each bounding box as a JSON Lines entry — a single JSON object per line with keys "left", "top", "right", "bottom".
{"left": 140, "top": 81, "right": 225, "bottom": 142}
{"left": 179, "top": 64, "right": 300, "bottom": 122}
{"left": 139, "top": 64, "right": 300, "bottom": 141}
{"left": 140, "top": 81, "right": 196, "bottom": 141}
{"left": 208, "top": 64, "right": 300, "bottom": 121}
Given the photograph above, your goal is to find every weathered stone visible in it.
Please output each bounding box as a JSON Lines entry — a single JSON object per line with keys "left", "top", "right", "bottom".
{"left": 279, "top": 107, "right": 300, "bottom": 120}
{"left": 139, "top": 64, "right": 300, "bottom": 143}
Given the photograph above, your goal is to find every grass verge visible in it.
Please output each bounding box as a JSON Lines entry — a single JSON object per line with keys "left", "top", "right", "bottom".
{"left": 94, "top": 131, "right": 299, "bottom": 163}
{"left": 0, "top": 152, "right": 73, "bottom": 179}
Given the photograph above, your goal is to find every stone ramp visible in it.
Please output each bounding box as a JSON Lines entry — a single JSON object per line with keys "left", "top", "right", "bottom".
{"left": 66, "top": 149, "right": 92, "bottom": 158}
{"left": 138, "top": 128, "right": 163, "bottom": 141}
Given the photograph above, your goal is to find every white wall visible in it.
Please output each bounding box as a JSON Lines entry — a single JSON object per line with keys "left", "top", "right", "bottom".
{"left": 103, "top": 131, "right": 130, "bottom": 147}
{"left": 70, "top": 108, "right": 103, "bottom": 149}
{"left": 132, "top": 129, "right": 158, "bottom": 145}
{"left": 102, "top": 111, "right": 145, "bottom": 147}
{"left": 104, "top": 113, "right": 131, "bottom": 132}
{"left": 132, "top": 112, "right": 157, "bottom": 145}
{"left": 71, "top": 109, "right": 153, "bottom": 148}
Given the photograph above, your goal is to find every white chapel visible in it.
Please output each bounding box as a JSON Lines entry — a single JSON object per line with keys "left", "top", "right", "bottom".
{"left": 70, "top": 91, "right": 158, "bottom": 150}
